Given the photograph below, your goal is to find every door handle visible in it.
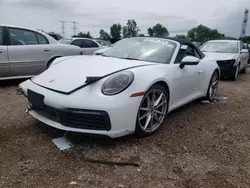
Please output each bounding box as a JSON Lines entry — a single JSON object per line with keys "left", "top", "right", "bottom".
{"left": 198, "top": 69, "right": 204, "bottom": 74}
{"left": 43, "top": 49, "right": 51, "bottom": 52}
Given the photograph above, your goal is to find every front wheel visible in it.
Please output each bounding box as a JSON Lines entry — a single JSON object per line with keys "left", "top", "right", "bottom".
{"left": 240, "top": 65, "right": 247, "bottom": 74}
{"left": 135, "top": 84, "right": 168, "bottom": 137}
{"left": 205, "top": 71, "right": 219, "bottom": 101}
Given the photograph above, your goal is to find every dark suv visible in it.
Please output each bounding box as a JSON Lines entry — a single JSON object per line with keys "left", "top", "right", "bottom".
{"left": 47, "top": 33, "right": 63, "bottom": 41}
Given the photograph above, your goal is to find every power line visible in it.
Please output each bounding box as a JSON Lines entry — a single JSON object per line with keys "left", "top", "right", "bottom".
{"left": 59, "top": 20, "right": 66, "bottom": 37}
{"left": 72, "top": 21, "right": 78, "bottom": 36}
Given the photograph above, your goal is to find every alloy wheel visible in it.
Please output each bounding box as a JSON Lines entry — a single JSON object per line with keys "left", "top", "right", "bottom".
{"left": 209, "top": 72, "right": 219, "bottom": 100}
{"left": 138, "top": 89, "right": 168, "bottom": 133}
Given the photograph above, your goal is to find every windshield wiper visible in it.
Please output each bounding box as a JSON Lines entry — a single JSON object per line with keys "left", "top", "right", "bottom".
{"left": 124, "top": 57, "right": 139, "bottom": 60}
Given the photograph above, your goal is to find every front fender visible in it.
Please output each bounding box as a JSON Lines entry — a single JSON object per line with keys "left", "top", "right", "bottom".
{"left": 130, "top": 64, "right": 172, "bottom": 94}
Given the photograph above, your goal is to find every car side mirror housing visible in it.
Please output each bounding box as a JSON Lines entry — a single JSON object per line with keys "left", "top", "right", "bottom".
{"left": 179, "top": 56, "right": 200, "bottom": 69}
{"left": 240, "top": 49, "right": 249, "bottom": 53}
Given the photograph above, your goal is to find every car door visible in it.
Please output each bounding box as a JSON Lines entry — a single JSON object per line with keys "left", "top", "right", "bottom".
{"left": 170, "top": 44, "right": 204, "bottom": 107}
{"left": 7, "top": 27, "right": 53, "bottom": 77}
{"left": 0, "top": 26, "right": 10, "bottom": 78}
{"left": 81, "top": 39, "right": 100, "bottom": 55}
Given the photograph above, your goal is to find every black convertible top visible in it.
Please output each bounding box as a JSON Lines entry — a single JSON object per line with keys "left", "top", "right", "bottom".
{"left": 145, "top": 36, "right": 205, "bottom": 58}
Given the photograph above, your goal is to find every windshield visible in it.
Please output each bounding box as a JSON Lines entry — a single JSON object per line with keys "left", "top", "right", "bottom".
{"left": 58, "top": 39, "right": 72, "bottom": 44}
{"left": 102, "top": 37, "right": 177, "bottom": 64}
{"left": 201, "top": 41, "right": 239, "bottom": 53}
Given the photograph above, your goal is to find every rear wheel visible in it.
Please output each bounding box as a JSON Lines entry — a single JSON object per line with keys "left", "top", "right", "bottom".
{"left": 46, "top": 57, "right": 60, "bottom": 69}
{"left": 135, "top": 84, "right": 168, "bottom": 137}
{"left": 205, "top": 71, "right": 219, "bottom": 101}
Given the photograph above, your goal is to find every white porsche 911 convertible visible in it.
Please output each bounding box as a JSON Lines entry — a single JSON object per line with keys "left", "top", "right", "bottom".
{"left": 19, "top": 37, "right": 220, "bottom": 138}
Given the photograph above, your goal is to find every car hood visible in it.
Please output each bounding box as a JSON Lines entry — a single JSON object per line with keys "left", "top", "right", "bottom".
{"left": 203, "top": 52, "right": 237, "bottom": 61}
{"left": 32, "top": 56, "right": 154, "bottom": 93}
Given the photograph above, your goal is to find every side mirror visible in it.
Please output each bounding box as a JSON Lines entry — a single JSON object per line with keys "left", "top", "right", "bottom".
{"left": 179, "top": 56, "right": 200, "bottom": 69}
{"left": 241, "top": 49, "right": 249, "bottom": 53}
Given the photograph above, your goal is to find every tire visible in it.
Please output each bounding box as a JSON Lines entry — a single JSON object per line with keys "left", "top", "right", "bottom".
{"left": 231, "top": 64, "right": 239, "bottom": 81}
{"left": 205, "top": 71, "right": 219, "bottom": 101}
{"left": 240, "top": 65, "right": 247, "bottom": 74}
{"left": 135, "top": 84, "right": 169, "bottom": 137}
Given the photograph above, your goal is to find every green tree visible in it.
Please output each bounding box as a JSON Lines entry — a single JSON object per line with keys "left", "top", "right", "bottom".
{"left": 73, "top": 31, "right": 92, "bottom": 39}
{"left": 239, "top": 36, "right": 250, "bottom": 43}
{"left": 148, "top": 28, "right": 154, "bottom": 37}
{"left": 123, "top": 19, "right": 140, "bottom": 38}
{"left": 176, "top": 35, "right": 187, "bottom": 39}
{"left": 147, "top": 23, "right": 169, "bottom": 37}
{"left": 110, "top": 23, "right": 122, "bottom": 39}
{"left": 187, "top": 25, "right": 225, "bottom": 43}
{"left": 99, "top": 29, "right": 111, "bottom": 40}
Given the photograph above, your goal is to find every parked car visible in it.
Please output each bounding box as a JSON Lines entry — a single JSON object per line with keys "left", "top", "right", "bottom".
{"left": 59, "top": 38, "right": 109, "bottom": 55}
{"left": 94, "top": 46, "right": 111, "bottom": 55}
{"left": 47, "top": 32, "right": 63, "bottom": 41}
{"left": 200, "top": 40, "right": 249, "bottom": 80}
{"left": 0, "top": 25, "right": 82, "bottom": 80}
{"left": 95, "top": 39, "right": 111, "bottom": 47}
{"left": 19, "top": 37, "right": 220, "bottom": 138}
{"left": 245, "top": 43, "right": 250, "bottom": 65}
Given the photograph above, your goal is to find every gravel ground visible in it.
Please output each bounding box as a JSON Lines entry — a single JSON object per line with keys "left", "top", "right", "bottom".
{"left": 1, "top": 71, "right": 250, "bottom": 188}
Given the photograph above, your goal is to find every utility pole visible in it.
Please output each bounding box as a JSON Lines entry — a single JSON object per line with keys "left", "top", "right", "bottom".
{"left": 240, "top": 9, "right": 249, "bottom": 38}
{"left": 72, "top": 21, "right": 78, "bottom": 36}
{"left": 59, "top": 20, "right": 66, "bottom": 37}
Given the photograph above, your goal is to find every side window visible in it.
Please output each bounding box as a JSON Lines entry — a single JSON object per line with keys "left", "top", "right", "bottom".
{"left": 187, "top": 45, "right": 200, "bottom": 58}
{"left": 0, "top": 27, "right": 3, "bottom": 45}
{"left": 240, "top": 42, "right": 243, "bottom": 50}
{"left": 242, "top": 43, "right": 247, "bottom": 49}
{"left": 70, "top": 39, "right": 83, "bottom": 48}
{"left": 247, "top": 45, "right": 250, "bottom": 51}
{"left": 174, "top": 45, "right": 200, "bottom": 64}
{"left": 194, "top": 49, "right": 201, "bottom": 58}
{"left": 36, "top": 33, "right": 49, "bottom": 44}
{"left": 82, "top": 40, "right": 99, "bottom": 48}
{"left": 174, "top": 49, "right": 187, "bottom": 64}
{"left": 9, "top": 28, "right": 38, "bottom": 45}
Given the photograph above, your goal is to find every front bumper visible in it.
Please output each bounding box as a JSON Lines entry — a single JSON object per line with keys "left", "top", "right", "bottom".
{"left": 216, "top": 60, "right": 236, "bottom": 78}
{"left": 20, "top": 80, "right": 143, "bottom": 138}
{"left": 219, "top": 66, "right": 236, "bottom": 77}
{"left": 29, "top": 110, "right": 131, "bottom": 138}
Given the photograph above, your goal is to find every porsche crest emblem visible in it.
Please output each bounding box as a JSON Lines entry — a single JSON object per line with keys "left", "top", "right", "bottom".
{"left": 49, "top": 79, "right": 55, "bottom": 83}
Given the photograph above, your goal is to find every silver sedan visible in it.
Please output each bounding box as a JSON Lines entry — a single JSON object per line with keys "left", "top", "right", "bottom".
{"left": 59, "top": 38, "right": 109, "bottom": 55}
{"left": 0, "top": 25, "right": 82, "bottom": 80}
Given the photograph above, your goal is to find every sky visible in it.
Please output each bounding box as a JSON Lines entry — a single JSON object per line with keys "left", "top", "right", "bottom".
{"left": 0, "top": 0, "right": 249, "bottom": 38}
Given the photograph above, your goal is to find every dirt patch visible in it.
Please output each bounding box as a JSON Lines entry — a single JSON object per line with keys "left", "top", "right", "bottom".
{"left": 1, "top": 72, "right": 250, "bottom": 188}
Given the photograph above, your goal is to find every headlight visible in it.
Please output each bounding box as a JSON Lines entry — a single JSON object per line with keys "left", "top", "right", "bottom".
{"left": 102, "top": 71, "right": 134, "bottom": 95}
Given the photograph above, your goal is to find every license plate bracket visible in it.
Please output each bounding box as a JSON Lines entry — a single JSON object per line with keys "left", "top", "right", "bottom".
{"left": 27, "top": 89, "right": 45, "bottom": 108}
